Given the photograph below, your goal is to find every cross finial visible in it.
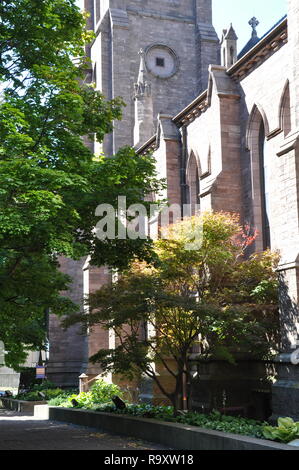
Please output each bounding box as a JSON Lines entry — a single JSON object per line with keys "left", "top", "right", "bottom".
{"left": 249, "top": 17, "right": 259, "bottom": 38}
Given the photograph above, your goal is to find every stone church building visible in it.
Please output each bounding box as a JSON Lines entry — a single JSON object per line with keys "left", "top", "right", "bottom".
{"left": 47, "top": 0, "right": 299, "bottom": 421}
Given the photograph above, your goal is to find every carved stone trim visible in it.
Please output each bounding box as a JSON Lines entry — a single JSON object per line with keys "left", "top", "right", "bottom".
{"left": 228, "top": 18, "right": 287, "bottom": 82}
{"left": 172, "top": 90, "right": 209, "bottom": 127}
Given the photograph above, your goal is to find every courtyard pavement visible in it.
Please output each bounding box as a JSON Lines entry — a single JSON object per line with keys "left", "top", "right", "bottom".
{"left": 0, "top": 408, "right": 170, "bottom": 450}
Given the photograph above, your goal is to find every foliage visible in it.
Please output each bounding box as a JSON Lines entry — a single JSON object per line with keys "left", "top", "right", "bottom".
{"left": 16, "top": 387, "right": 67, "bottom": 402}
{"left": 19, "top": 367, "right": 36, "bottom": 389}
{"left": 67, "top": 391, "right": 95, "bottom": 409}
{"left": 17, "top": 379, "right": 123, "bottom": 406}
{"left": 0, "top": 255, "right": 78, "bottom": 369}
{"left": 0, "top": 0, "right": 164, "bottom": 368}
{"left": 66, "top": 212, "right": 279, "bottom": 413}
{"left": 46, "top": 392, "right": 75, "bottom": 407}
{"left": 263, "top": 417, "right": 299, "bottom": 443}
{"left": 47, "top": 391, "right": 77, "bottom": 407}
{"left": 89, "top": 379, "right": 123, "bottom": 404}
{"left": 175, "top": 410, "right": 265, "bottom": 439}
{"left": 70, "top": 402, "right": 265, "bottom": 439}
{"left": 28, "top": 380, "right": 57, "bottom": 391}
{"left": 60, "top": 379, "right": 124, "bottom": 409}
{"left": 17, "top": 379, "right": 76, "bottom": 402}
{"left": 95, "top": 403, "right": 174, "bottom": 419}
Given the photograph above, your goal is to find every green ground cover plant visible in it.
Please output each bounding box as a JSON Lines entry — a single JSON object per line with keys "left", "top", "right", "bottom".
{"left": 47, "top": 391, "right": 298, "bottom": 444}
{"left": 16, "top": 380, "right": 76, "bottom": 402}
{"left": 48, "top": 379, "right": 123, "bottom": 409}
{"left": 51, "top": 394, "right": 266, "bottom": 440}
{"left": 263, "top": 417, "right": 299, "bottom": 443}
{"left": 92, "top": 404, "right": 266, "bottom": 439}
{"left": 16, "top": 388, "right": 68, "bottom": 402}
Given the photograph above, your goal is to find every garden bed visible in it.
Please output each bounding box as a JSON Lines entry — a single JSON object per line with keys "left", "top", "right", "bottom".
{"left": 47, "top": 406, "right": 297, "bottom": 451}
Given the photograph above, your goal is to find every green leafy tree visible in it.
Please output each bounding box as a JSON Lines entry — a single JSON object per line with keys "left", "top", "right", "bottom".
{"left": 0, "top": 0, "right": 163, "bottom": 368}
{"left": 66, "top": 212, "right": 279, "bottom": 414}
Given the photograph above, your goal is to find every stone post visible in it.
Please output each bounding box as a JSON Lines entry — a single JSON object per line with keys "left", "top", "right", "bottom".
{"left": 79, "top": 374, "right": 89, "bottom": 393}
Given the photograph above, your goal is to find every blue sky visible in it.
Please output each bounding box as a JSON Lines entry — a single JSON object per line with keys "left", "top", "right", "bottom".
{"left": 213, "top": 0, "right": 287, "bottom": 52}
{"left": 76, "top": 1, "right": 287, "bottom": 53}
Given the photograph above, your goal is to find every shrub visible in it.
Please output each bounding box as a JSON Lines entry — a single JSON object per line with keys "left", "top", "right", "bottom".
{"left": 29, "top": 381, "right": 57, "bottom": 391}
{"left": 16, "top": 387, "right": 66, "bottom": 401}
{"left": 90, "top": 379, "right": 123, "bottom": 403}
{"left": 60, "top": 379, "right": 124, "bottom": 409}
{"left": 47, "top": 392, "right": 75, "bottom": 407}
{"left": 66, "top": 392, "right": 95, "bottom": 409}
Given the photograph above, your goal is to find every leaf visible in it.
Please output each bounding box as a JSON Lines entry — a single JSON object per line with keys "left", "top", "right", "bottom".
{"left": 278, "top": 417, "right": 295, "bottom": 428}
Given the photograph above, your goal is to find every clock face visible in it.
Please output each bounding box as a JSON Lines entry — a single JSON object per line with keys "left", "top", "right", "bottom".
{"left": 145, "top": 45, "right": 178, "bottom": 79}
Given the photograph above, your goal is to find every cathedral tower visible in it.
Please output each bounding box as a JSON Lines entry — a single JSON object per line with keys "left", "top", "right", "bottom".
{"left": 86, "top": 0, "right": 219, "bottom": 154}
{"left": 47, "top": 0, "right": 220, "bottom": 387}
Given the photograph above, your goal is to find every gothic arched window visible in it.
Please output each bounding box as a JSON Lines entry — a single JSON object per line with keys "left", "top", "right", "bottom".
{"left": 187, "top": 152, "right": 201, "bottom": 216}
{"left": 230, "top": 46, "right": 234, "bottom": 66}
{"left": 279, "top": 81, "right": 291, "bottom": 137}
{"left": 246, "top": 105, "right": 271, "bottom": 252}
{"left": 259, "top": 121, "right": 271, "bottom": 249}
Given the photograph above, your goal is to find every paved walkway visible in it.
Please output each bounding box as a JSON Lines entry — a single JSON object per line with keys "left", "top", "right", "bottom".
{"left": 0, "top": 409, "right": 170, "bottom": 450}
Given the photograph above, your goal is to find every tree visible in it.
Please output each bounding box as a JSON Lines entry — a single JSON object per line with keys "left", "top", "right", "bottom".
{"left": 0, "top": 0, "right": 163, "bottom": 368}
{"left": 66, "top": 212, "right": 279, "bottom": 414}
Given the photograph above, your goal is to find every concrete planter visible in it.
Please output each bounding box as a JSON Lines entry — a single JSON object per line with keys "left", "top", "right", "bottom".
{"left": 47, "top": 407, "right": 298, "bottom": 451}
{"left": 0, "top": 397, "right": 47, "bottom": 414}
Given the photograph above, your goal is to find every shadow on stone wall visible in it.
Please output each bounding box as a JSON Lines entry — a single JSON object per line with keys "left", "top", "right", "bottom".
{"left": 189, "top": 358, "right": 276, "bottom": 421}
{"left": 278, "top": 271, "right": 299, "bottom": 351}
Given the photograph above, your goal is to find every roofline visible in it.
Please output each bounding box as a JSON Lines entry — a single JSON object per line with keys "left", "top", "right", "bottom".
{"left": 136, "top": 15, "right": 287, "bottom": 150}
{"left": 227, "top": 16, "right": 287, "bottom": 76}
{"left": 135, "top": 135, "right": 156, "bottom": 155}
{"left": 172, "top": 89, "right": 208, "bottom": 125}
{"left": 171, "top": 16, "right": 287, "bottom": 127}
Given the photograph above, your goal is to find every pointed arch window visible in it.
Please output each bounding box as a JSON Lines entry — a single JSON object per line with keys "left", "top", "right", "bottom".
{"left": 280, "top": 81, "right": 291, "bottom": 137}
{"left": 229, "top": 46, "right": 234, "bottom": 66}
{"left": 259, "top": 121, "right": 271, "bottom": 249}
{"left": 187, "top": 153, "right": 201, "bottom": 215}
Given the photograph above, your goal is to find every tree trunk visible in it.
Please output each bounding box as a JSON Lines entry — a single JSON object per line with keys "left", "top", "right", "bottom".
{"left": 182, "top": 359, "right": 188, "bottom": 411}
{"left": 173, "top": 370, "right": 184, "bottom": 415}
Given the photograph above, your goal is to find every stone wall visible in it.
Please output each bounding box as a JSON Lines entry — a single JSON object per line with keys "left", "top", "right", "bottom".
{"left": 145, "top": 10, "right": 299, "bottom": 419}
{"left": 0, "top": 367, "right": 20, "bottom": 393}
{"left": 190, "top": 359, "right": 275, "bottom": 421}
{"left": 47, "top": 257, "right": 89, "bottom": 387}
{"left": 52, "top": 1, "right": 299, "bottom": 420}
{"left": 86, "top": 266, "right": 111, "bottom": 378}
{"left": 90, "top": 0, "right": 219, "bottom": 154}
{"left": 173, "top": 65, "right": 242, "bottom": 216}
